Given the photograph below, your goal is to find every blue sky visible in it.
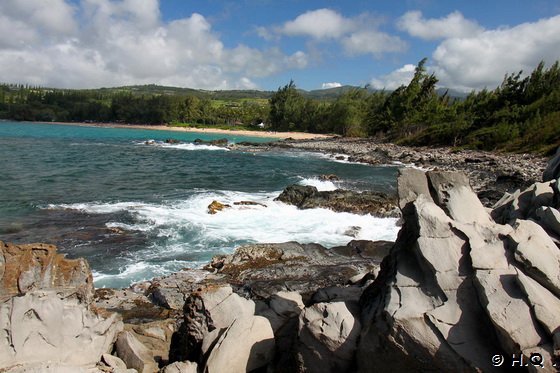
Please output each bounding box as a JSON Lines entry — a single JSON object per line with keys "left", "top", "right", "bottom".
{"left": 1, "top": 0, "right": 559, "bottom": 91}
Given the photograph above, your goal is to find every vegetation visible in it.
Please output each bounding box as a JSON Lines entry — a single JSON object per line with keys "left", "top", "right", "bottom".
{"left": 1, "top": 59, "right": 559, "bottom": 154}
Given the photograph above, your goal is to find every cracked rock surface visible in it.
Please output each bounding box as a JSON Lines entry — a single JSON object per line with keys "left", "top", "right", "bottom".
{"left": 357, "top": 169, "right": 560, "bottom": 372}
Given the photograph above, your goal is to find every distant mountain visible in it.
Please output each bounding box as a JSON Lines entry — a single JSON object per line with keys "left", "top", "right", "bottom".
{"left": 7, "top": 83, "right": 469, "bottom": 101}
{"left": 302, "top": 85, "right": 366, "bottom": 100}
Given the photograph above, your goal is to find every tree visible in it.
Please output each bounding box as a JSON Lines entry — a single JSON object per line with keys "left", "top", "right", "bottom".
{"left": 269, "top": 80, "right": 306, "bottom": 131}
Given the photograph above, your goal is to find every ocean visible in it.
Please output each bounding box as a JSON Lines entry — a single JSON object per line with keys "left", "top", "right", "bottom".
{"left": 0, "top": 121, "right": 400, "bottom": 288}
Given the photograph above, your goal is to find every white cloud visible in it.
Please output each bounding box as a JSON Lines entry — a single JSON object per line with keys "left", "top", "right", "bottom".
{"left": 262, "top": 8, "right": 406, "bottom": 58}
{"left": 322, "top": 82, "right": 342, "bottom": 89}
{"left": 0, "top": 0, "right": 307, "bottom": 89}
{"left": 432, "top": 14, "right": 560, "bottom": 91}
{"left": 397, "top": 10, "right": 484, "bottom": 40}
{"left": 280, "top": 8, "right": 355, "bottom": 39}
{"left": 342, "top": 30, "right": 408, "bottom": 56}
{"left": 370, "top": 64, "right": 416, "bottom": 90}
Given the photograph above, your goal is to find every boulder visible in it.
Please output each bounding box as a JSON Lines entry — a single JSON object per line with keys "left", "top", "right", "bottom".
{"left": 116, "top": 330, "right": 158, "bottom": 373}
{"left": 207, "top": 200, "right": 230, "bottom": 214}
{"left": 146, "top": 269, "right": 208, "bottom": 310}
{"left": 0, "top": 241, "right": 123, "bottom": 371}
{"left": 534, "top": 206, "right": 560, "bottom": 238}
{"left": 297, "top": 301, "right": 361, "bottom": 373}
{"left": 204, "top": 316, "right": 275, "bottom": 373}
{"left": 508, "top": 219, "right": 560, "bottom": 297}
{"left": 492, "top": 182, "right": 555, "bottom": 224}
{"left": 181, "top": 285, "right": 255, "bottom": 361}
{"left": 161, "top": 361, "right": 198, "bottom": 373}
{"left": 125, "top": 319, "right": 177, "bottom": 366}
{"left": 102, "top": 353, "right": 128, "bottom": 371}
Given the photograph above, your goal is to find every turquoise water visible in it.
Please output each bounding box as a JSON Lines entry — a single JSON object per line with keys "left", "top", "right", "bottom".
{"left": 0, "top": 121, "right": 399, "bottom": 287}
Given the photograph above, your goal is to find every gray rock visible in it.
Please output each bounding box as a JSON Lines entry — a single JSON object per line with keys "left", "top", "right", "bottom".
{"left": 516, "top": 271, "right": 560, "bottom": 344}
{"left": 161, "top": 361, "right": 198, "bottom": 373}
{"left": 475, "top": 268, "right": 545, "bottom": 352}
{"left": 116, "top": 331, "right": 158, "bottom": 373}
{"left": 147, "top": 269, "right": 208, "bottom": 310}
{"left": 126, "top": 320, "right": 177, "bottom": 366}
{"left": 535, "top": 206, "right": 560, "bottom": 238}
{"left": 102, "top": 353, "right": 128, "bottom": 370}
{"left": 269, "top": 291, "right": 304, "bottom": 318}
{"left": 0, "top": 242, "right": 122, "bottom": 371}
{"left": 492, "top": 182, "right": 555, "bottom": 223}
{"left": 543, "top": 147, "right": 560, "bottom": 181}
{"left": 181, "top": 285, "right": 255, "bottom": 361}
{"left": 356, "top": 169, "right": 557, "bottom": 373}
{"left": 204, "top": 316, "right": 275, "bottom": 373}
{"left": 297, "top": 302, "right": 361, "bottom": 373}
{"left": 508, "top": 219, "right": 560, "bottom": 297}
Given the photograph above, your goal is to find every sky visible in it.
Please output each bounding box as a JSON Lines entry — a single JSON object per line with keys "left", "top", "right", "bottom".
{"left": 1, "top": 0, "right": 559, "bottom": 92}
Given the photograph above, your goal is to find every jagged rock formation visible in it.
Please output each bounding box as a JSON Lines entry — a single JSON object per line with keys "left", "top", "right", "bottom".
{"left": 5, "top": 153, "right": 560, "bottom": 372}
{"left": 274, "top": 184, "right": 399, "bottom": 217}
{"left": 0, "top": 241, "right": 123, "bottom": 372}
{"left": 357, "top": 169, "right": 560, "bottom": 372}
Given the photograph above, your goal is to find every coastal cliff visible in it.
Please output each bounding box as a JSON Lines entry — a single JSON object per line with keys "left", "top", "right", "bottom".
{"left": 1, "top": 149, "right": 559, "bottom": 372}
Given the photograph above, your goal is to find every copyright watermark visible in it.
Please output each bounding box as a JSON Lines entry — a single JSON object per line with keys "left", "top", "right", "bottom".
{"left": 492, "top": 353, "right": 551, "bottom": 368}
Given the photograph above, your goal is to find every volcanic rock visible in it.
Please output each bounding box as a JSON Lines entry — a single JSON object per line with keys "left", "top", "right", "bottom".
{"left": 0, "top": 241, "right": 123, "bottom": 371}
{"left": 274, "top": 184, "right": 398, "bottom": 217}
{"left": 356, "top": 169, "right": 560, "bottom": 372}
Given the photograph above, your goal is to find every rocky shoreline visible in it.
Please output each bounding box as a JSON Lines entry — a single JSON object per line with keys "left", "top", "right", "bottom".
{"left": 1, "top": 148, "right": 559, "bottom": 372}
{"left": 233, "top": 137, "right": 549, "bottom": 206}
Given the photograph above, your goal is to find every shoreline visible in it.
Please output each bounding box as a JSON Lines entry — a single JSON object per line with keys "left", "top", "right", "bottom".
{"left": 25, "top": 120, "right": 333, "bottom": 140}
{"left": 237, "top": 137, "right": 549, "bottom": 206}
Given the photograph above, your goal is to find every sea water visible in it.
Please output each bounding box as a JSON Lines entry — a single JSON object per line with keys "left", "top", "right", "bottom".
{"left": 0, "top": 121, "right": 400, "bottom": 288}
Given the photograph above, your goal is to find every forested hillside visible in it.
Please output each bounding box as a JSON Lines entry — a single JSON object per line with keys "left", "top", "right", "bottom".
{"left": 269, "top": 59, "right": 560, "bottom": 154}
{"left": 1, "top": 58, "right": 558, "bottom": 154}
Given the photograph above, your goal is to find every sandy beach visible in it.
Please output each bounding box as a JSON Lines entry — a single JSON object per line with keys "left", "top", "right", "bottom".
{"left": 42, "top": 121, "right": 332, "bottom": 140}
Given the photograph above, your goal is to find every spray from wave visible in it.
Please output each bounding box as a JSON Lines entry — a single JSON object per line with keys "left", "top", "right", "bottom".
{"left": 47, "top": 190, "right": 399, "bottom": 287}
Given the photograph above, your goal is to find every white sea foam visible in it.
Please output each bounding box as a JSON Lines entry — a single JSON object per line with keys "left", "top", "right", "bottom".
{"left": 48, "top": 190, "right": 399, "bottom": 286}
{"left": 138, "top": 140, "right": 229, "bottom": 151}
{"left": 297, "top": 177, "right": 338, "bottom": 191}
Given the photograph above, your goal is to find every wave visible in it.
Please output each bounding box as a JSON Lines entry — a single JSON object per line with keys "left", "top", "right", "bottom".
{"left": 297, "top": 177, "right": 339, "bottom": 191}
{"left": 47, "top": 190, "right": 399, "bottom": 287}
{"left": 137, "top": 140, "right": 229, "bottom": 151}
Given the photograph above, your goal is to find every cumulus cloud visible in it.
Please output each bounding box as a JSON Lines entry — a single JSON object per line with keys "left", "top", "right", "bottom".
{"left": 280, "top": 8, "right": 355, "bottom": 39}
{"left": 0, "top": 0, "right": 307, "bottom": 89}
{"left": 433, "top": 14, "right": 560, "bottom": 91}
{"left": 322, "top": 82, "right": 342, "bottom": 89}
{"left": 397, "top": 10, "right": 484, "bottom": 40}
{"left": 263, "top": 8, "right": 406, "bottom": 58}
{"left": 342, "top": 30, "right": 408, "bottom": 56}
{"left": 370, "top": 64, "right": 416, "bottom": 90}
{"left": 376, "top": 12, "right": 560, "bottom": 92}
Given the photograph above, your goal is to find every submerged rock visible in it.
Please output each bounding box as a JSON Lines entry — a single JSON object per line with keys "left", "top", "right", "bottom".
{"left": 194, "top": 138, "right": 229, "bottom": 146}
